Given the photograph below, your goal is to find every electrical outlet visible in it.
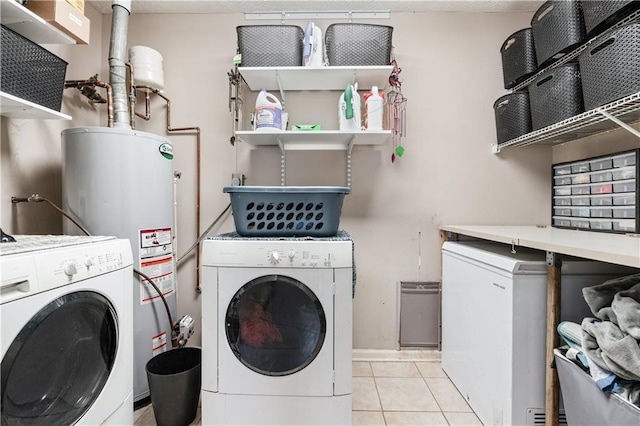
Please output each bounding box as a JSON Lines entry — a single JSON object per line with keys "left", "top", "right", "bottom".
{"left": 231, "top": 173, "right": 246, "bottom": 186}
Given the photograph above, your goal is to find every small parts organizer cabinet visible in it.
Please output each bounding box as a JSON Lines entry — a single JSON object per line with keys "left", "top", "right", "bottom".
{"left": 552, "top": 149, "right": 638, "bottom": 233}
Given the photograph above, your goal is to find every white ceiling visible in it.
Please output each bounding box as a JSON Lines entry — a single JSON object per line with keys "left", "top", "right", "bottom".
{"left": 88, "top": 0, "right": 544, "bottom": 15}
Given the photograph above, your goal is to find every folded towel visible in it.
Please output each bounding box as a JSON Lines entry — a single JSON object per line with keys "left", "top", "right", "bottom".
{"left": 558, "top": 321, "right": 583, "bottom": 348}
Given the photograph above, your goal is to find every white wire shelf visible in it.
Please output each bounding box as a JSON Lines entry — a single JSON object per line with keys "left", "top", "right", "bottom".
{"left": 492, "top": 92, "right": 640, "bottom": 153}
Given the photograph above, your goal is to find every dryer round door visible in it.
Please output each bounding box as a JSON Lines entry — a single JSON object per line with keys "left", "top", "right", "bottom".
{"left": 225, "top": 274, "right": 326, "bottom": 376}
{"left": 1, "top": 291, "right": 118, "bottom": 425}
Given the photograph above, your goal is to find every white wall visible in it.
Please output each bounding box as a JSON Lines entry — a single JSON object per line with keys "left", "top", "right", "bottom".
{"left": 2, "top": 6, "right": 638, "bottom": 349}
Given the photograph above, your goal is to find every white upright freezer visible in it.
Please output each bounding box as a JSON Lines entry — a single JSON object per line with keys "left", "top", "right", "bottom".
{"left": 441, "top": 241, "right": 636, "bottom": 426}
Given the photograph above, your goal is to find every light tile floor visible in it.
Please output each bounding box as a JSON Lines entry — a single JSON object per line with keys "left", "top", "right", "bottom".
{"left": 134, "top": 360, "right": 481, "bottom": 426}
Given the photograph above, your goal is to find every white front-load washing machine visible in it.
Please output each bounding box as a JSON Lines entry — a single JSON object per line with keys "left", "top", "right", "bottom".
{"left": 201, "top": 231, "right": 353, "bottom": 425}
{"left": 1, "top": 235, "right": 134, "bottom": 425}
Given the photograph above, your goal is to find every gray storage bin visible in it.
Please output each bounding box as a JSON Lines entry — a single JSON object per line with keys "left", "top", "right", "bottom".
{"left": 325, "top": 24, "right": 393, "bottom": 66}
{"left": 236, "top": 25, "right": 304, "bottom": 67}
{"left": 224, "top": 186, "right": 349, "bottom": 237}
{"left": 555, "top": 349, "right": 640, "bottom": 425}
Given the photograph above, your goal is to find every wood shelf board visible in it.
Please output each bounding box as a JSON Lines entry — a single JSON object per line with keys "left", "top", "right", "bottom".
{"left": 238, "top": 66, "right": 394, "bottom": 91}
{"left": 1, "top": 91, "right": 71, "bottom": 120}
{"left": 440, "top": 225, "right": 640, "bottom": 268}
{"left": 1, "top": 0, "right": 75, "bottom": 44}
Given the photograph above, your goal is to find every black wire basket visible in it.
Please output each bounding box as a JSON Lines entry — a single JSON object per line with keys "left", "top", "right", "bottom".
{"left": 493, "top": 91, "right": 532, "bottom": 143}
{"left": 237, "top": 25, "right": 304, "bottom": 67}
{"left": 531, "top": 0, "right": 586, "bottom": 66}
{"left": 0, "top": 25, "right": 68, "bottom": 111}
{"left": 579, "top": 22, "right": 640, "bottom": 111}
{"left": 325, "top": 24, "right": 393, "bottom": 66}
{"left": 500, "top": 27, "right": 538, "bottom": 89}
{"left": 528, "top": 62, "right": 584, "bottom": 130}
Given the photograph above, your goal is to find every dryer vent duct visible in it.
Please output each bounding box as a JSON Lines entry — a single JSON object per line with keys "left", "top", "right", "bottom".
{"left": 109, "top": 0, "right": 131, "bottom": 128}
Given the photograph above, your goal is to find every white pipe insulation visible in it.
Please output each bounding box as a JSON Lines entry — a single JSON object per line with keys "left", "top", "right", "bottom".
{"left": 109, "top": 0, "right": 132, "bottom": 128}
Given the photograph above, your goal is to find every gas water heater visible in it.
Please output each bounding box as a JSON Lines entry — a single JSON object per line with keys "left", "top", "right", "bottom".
{"left": 62, "top": 126, "right": 177, "bottom": 404}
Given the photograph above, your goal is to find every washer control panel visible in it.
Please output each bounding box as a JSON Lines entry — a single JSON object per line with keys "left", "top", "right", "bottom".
{"left": 205, "top": 239, "right": 352, "bottom": 268}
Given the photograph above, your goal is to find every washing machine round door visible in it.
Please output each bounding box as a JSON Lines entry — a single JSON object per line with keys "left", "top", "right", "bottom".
{"left": 226, "top": 274, "right": 326, "bottom": 376}
{"left": 1, "top": 291, "right": 118, "bottom": 425}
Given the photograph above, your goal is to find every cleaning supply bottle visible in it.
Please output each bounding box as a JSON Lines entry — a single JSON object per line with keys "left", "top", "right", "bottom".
{"left": 364, "top": 86, "right": 385, "bottom": 131}
{"left": 255, "top": 89, "right": 282, "bottom": 131}
{"left": 338, "top": 84, "right": 361, "bottom": 131}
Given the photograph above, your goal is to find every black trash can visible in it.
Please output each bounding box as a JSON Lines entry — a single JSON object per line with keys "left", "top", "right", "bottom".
{"left": 145, "top": 347, "right": 201, "bottom": 426}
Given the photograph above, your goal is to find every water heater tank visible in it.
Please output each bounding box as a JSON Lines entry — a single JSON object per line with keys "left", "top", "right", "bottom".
{"left": 62, "top": 126, "right": 176, "bottom": 405}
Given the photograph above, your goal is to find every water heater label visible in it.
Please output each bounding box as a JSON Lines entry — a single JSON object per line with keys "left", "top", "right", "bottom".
{"left": 159, "top": 143, "right": 173, "bottom": 160}
{"left": 152, "top": 331, "right": 168, "bottom": 356}
{"left": 139, "top": 228, "right": 175, "bottom": 305}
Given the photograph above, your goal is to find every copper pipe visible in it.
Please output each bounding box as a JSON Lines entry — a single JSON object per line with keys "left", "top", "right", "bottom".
{"left": 64, "top": 79, "right": 114, "bottom": 127}
{"left": 135, "top": 85, "right": 203, "bottom": 293}
{"left": 125, "top": 62, "right": 136, "bottom": 128}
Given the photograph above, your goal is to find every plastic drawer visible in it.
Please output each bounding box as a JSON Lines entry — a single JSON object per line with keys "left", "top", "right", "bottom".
{"left": 554, "top": 164, "right": 572, "bottom": 175}
{"left": 554, "top": 176, "right": 572, "bottom": 185}
{"left": 571, "top": 219, "right": 590, "bottom": 229}
{"left": 591, "top": 183, "right": 613, "bottom": 194}
{"left": 571, "top": 161, "right": 590, "bottom": 173}
{"left": 555, "top": 187, "right": 572, "bottom": 196}
{"left": 613, "top": 193, "right": 636, "bottom": 206}
{"left": 553, "top": 217, "right": 572, "bottom": 227}
{"left": 571, "top": 184, "right": 591, "bottom": 195}
{"left": 553, "top": 196, "right": 572, "bottom": 206}
{"left": 590, "top": 207, "right": 612, "bottom": 218}
{"left": 571, "top": 207, "right": 590, "bottom": 217}
{"left": 590, "top": 195, "right": 613, "bottom": 206}
{"left": 571, "top": 173, "right": 590, "bottom": 184}
{"left": 590, "top": 157, "right": 613, "bottom": 171}
{"left": 613, "top": 219, "right": 636, "bottom": 232}
{"left": 613, "top": 180, "right": 636, "bottom": 193}
{"left": 590, "top": 170, "right": 613, "bottom": 183}
{"left": 612, "top": 206, "right": 636, "bottom": 219}
{"left": 589, "top": 219, "right": 613, "bottom": 230}
{"left": 554, "top": 207, "right": 572, "bottom": 216}
{"left": 613, "top": 152, "right": 637, "bottom": 167}
{"left": 571, "top": 196, "right": 590, "bottom": 206}
{"left": 612, "top": 167, "right": 636, "bottom": 181}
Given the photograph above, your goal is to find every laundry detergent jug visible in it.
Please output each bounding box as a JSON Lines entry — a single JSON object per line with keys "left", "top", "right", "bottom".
{"left": 339, "top": 84, "right": 361, "bottom": 131}
{"left": 255, "top": 89, "right": 282, "bottom": 131}
{"left": 364, "top": 86, "right": 385, "bottom": 131}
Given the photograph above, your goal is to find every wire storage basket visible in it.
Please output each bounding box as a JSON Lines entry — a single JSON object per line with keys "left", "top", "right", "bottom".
{"left": 224, "top": 186, "right": 350, "bottom": 237}
{"left": 531, "top": 0, "right": 586, "bottom": 66}
{"left": 0, "top": 25, "right": 68, "bottom": 111}
{"left": 325, "top": 24, "right": 393, "bottom": 66}
{"left": 581, "top": 0, "right": 639, "bottom": 36}
{"left": 236, "top": 25, "right": 304, "bottom": 67}
{"left": 578, "top": 22, "right": 640, "bottom": 111}
{"left": 493, "top": 91, "right": 532, "bottom": 144}
{"left": 528, "top": 62, "right": 584, "bottom": 130}
{"left": 500, "top": 28, "right": 537, "bottom": 89}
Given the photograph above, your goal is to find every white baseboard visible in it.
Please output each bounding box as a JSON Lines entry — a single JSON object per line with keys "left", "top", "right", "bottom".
{"left": 352, "top": 349, "right": 441, "bottom": 362}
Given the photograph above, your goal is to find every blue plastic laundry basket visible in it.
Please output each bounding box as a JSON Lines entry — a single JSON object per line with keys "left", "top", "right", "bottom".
{"left": 224, "top": 186, "right": 350, "bottom": 237}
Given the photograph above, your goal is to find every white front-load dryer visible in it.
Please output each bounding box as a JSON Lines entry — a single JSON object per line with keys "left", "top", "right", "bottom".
{"left": 0, "top": 235, "right": 134, "bottom": 425}
{"left": 201, "top": 232, "right": 353, "bottom": 425}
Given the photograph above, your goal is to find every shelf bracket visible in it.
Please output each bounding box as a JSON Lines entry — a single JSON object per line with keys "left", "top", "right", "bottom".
{"left": 491, "top": 143, "right": 500, "bottom": 154}
{"left": 595, "top": 107, "right": 640, "bottom": 139}
{"left": 275, "top": 70, "right": 286, "bottom": 109}
{"left": 275, "top": 135, "right": 286, "bottom": 185}
{"left": 346, "top": 135, "right": 355, "bottom": 188}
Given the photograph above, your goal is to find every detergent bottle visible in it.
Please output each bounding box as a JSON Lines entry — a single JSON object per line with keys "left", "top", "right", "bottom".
{"left": 255, "top": 89, "right": 282, "bottom": 131}
{"left": 338, "top": 83, "right": 361, "bottom": 131}
{"left": 364, "top": 86, "right": 385, "bottom": 131}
